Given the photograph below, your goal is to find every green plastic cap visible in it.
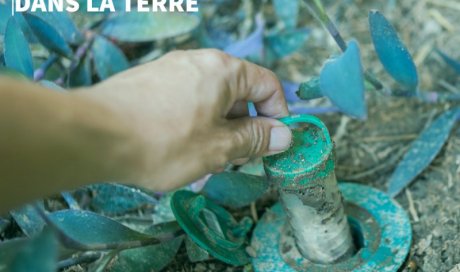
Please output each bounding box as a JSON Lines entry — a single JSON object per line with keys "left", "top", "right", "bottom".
{"left": 263, "top": 115, "right": 335, "bottom": 188}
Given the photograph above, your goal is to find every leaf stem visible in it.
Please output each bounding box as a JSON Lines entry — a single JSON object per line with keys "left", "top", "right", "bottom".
{"left": 57, "top": 252, "right": 102, "bottom": 270}
{"left": 33, "top": 54, "right": 59, "bottom": 82}
{"left": 33, "top": 204, "right": 184, "bottom": 251}
{"left": 302, "top": 0, "right": 385, "bottom": 92}
{"left": 56, "top": 33, "right": 95, "bottom": 87}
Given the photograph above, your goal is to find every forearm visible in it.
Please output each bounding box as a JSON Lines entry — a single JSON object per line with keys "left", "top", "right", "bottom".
{"left": 0, "top": 77, "right": 137, "bottom": 212}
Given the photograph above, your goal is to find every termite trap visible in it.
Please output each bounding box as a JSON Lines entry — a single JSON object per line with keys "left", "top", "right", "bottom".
{"left": 171, "top": 114, "right": 412, "bottom": 271}
{"left": 252, "top": 115, "right": 412, "bottom": 271}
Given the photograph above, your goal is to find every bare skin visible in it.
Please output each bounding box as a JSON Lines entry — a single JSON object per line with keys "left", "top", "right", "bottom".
{"left": 0, "top": 49, "right": 291, "bottom": 213}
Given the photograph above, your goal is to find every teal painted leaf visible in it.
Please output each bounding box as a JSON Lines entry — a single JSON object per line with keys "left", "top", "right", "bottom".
{"left": 69, "top": 55, "right": 92, "bottom": 87}
{"left": 48, "top": 210, "right": 156, "bottom": 248}
{"left": 238, "top": 158, "right": 266, "bottom": 176}
{"left": 0, "top": 229, "right": 58, "bottom": 272}
{"left": 185, "top": 236, "right": 210, "bottom": 262}
{"left": 296, "top": 77, "right": 323, "bottom": 100}
{"left": 319, "top": 40, "right": 366, "bottom": 119}
{"left": 266, "top": 28, "right": 309, "bottom": 59}
{"left": 34, "top": 11, "right": 83, "bottom": 44}
{"left": 10, "top": 203, "right": 46, "bottom": 237}
{"left": 86, "top": 183, "right": 158, "bottom": 215}
{"left": 92, "top": 35, "right": 129, "bottom": 80}
{"left": 0, "top": 2, "right": 36, "bottom": 42}
{"left": 202, "top": 172, "right": 269, "bottom": 208}
{"left": 436, "top": 49, "right": 460, "bottom": 75}
{"left": 102, "top": 12, "right": 200, "bottom": 42}
{"left": 273, "top": 0, "right": 299, "bottom": 29}
{"left": 388, "top": 108, "right": 460, "bottom": 197}
{"left": 153, "top": 193, "right": 176, "bottom": 224}
{"left": 23, "top": 13, "right": 73, "bottom": 58}
{"left": 369, "top": 10, "right": 418, "bottom": 92}
{"left": 111, "top": 222, "right": 184, "bottom": 272}
{"left": 3, "top": 17, "right": 34, "bottom": 79}
{"left": 0, "top": 0, "right": 11, "bottom": 35}
{"left": 14, "top": 13, "right": 38, "bottom": 43}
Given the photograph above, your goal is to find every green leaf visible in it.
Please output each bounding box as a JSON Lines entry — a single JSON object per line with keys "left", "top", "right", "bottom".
{"left": 110, "top": 222, "right": 184, "bottom": 272}
{"left": 23, "top": 13, "right": 73, "bottom": 58}
{"left": 388, "top": 108, "right": 460, "bottom": 197}
{"left": 153, "top": 193, "right": 176, "bottom": 224}
{"left": 369, "top": 10, "right": 418, "bottom": 92}
{"left": 319, "top": 40, "right": 367, "bottom": 119}
{"left": 92, "top": 35, "right": 129, "bottom": 80}
{"left": 201, "top": 172, "right": 269, "bottom": 208}
{"left": 69, "top": 54, "right": 92, "bottom": 87}
{"left": 101, "top": 12, "right": 200, "bottom": 42}
{"left": 0, "top": 229, "right": 58, "bottom": 272}
{"left": 3, "top": 17, "right": 34, "bottom": 79}
{"left": 185, "top": 236, "right": 210, "bottom": 262}
{"left": 273, "top": 0, "right": 299, "bottom": 29}
{"left": 296, "top": 77, "right": 323, "bottom": 100}
{"left": 0, "top": 2, "right": 36, "bottom": 42}
{"left": 0, "top": 0, "right": 12, "bottom": 35}
{"left": 48, "top": 210, "right": 156, "bottom": 249}
{"left": 85, "top": 183, "right": 158, "bottom": 215}
{"left": 10, "top": 203, "right": 46, "bottom": 237}
{"left": 34, "top": 11, "right": 83, "bottom": 44}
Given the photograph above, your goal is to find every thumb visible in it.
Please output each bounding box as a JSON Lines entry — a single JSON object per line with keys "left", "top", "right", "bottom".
{"left": 226, "top": 117, "right": 292, "bottom": 160}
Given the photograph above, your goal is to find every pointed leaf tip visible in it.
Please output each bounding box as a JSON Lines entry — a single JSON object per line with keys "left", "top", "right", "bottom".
{"left": 319, "top": 40, "right": 367, "bottom": 119}
{"left": 388, "top": 108, "right": 460, "bottom": 197}
{"left": 23, "top": 13, "right": 73, "bottom": 58}
{"left": 3, "top": 17, "right": 34, "bottom": 79}
{"left": 369, "top": 10, "right": 418, "bottom": 92}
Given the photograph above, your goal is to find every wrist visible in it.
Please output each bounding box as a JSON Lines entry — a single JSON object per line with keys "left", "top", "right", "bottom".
{"left": 70, "top": 89, "right": 144, "bottom": 186}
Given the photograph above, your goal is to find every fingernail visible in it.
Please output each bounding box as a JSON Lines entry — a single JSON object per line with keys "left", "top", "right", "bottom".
{"left": 269, "top": 126, "right": 292, "bottom": 153}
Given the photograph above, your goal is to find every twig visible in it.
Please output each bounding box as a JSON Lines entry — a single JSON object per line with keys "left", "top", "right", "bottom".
{"left": 57, "top": 252, "right": 102, "bottom": 270}
{"left": 250, "top": 202, "right": 258, "bottom": 222}
{"left": 301, "top": 0, "right": 385, "bottom": 93}
{"left": 405, "top": 189, "right": 419, "bottom": 222}
{"left": 345, "top": 147, "right": 407, "bottom": 180}
{"left": 359, "top": 134, "right": 418, "bottom": 143}
{"left": 56, "top": 34, "right": 95, "bottom": 86}
{"left": 428, "top": 9, "right": 454, "bottom": 32}
{"left": 426, "top": 0, "right": 460, "bottom": 11}
{"left": 33, "top": 54, "right": 59, "bottom": 81}
{"left": 333, "top": 116, "right": 350, "bottom": 143}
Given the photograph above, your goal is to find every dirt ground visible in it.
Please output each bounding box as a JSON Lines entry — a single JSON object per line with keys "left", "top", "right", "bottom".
{"left": 279, "top": 0, "right": 460, "bottom": 271}
{"left": 167, "top": 0, "right": 460, "bottom": 271}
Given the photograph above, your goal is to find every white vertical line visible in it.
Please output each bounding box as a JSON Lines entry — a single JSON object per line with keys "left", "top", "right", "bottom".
{"left": 11, "top": 0, "right": 14, "bottom": 16}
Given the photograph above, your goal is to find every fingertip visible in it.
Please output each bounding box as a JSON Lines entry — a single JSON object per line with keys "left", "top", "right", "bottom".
{"left": 267, "top": 124, "right": 292, "bottom": 155}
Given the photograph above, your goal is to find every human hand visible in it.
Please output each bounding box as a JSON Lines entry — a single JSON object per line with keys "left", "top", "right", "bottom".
{"left": 78, "top": 49, "right": 292, "bottom": 191}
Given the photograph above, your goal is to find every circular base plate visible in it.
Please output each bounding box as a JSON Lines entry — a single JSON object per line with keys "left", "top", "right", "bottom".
{"left": 251, "top": 183, "right": 412, "bottom": 271}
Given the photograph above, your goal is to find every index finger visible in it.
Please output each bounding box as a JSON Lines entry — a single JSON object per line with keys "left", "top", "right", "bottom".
{"left": 226, "top": 57, "right": 289, "bottom": 118}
